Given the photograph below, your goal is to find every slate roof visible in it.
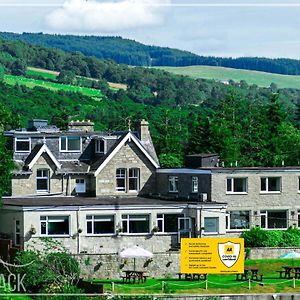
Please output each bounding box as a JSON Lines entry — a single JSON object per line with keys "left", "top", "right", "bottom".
{"left": 56, "top": 161, "right": 90, "bottom": 174}
{"left": 2, "top": 196, "right": 226, "bottom": 208}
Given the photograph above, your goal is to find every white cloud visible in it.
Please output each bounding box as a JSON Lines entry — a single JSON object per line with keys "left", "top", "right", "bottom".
{"left": 45, "top": 0, "right": 170, "bottom": 32}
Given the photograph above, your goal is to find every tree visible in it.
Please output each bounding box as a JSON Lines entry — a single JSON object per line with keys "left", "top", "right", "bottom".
{"left": 12, "top": 238, "right": 80, "bottom": 294}
{"left": 0, "top": 64, "right": 4, "bottom": 81}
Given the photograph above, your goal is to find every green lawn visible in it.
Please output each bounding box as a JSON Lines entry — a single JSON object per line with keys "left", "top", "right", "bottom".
{"left": 26, "top": 67, "right": 58, "bottom": 80}
{"left": 4, "top": 74, "right": 103, "bottom": 98}
{"left": 91, "top": 259, "right": 300, "bottom": 295}
{"left": 156, "top": 65, "right": 300, "bottom": 89}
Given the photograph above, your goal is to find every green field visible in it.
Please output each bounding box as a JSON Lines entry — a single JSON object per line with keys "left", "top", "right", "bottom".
{"left": 26, "top": 67, "right": 58, "bottom": 80}
{"left": 4, "top": 74, "right": 103, "bottom": 98}
{"left": 157, "top": 65, "right": 300, "bottom": 89}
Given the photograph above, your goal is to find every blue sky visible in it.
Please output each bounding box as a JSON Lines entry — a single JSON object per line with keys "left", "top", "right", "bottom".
{"left": 1, "top": 0, "right": 300, "bottom": 58}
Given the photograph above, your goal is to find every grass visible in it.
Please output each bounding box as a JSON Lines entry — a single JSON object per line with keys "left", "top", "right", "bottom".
{"left": 3, "top": 74, "right": 103, "bottom": 98}
{"left": 90, "top": 258, "right": 300, "bottom": 295}
{"left": 156, "top": 65, "right": 300, "bottom": 89}
{"left": 26, "top": 67, "right": 58, "bottom": 80}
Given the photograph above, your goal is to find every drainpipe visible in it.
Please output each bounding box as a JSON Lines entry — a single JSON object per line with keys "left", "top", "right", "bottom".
{"left": 196, "top": 207, "right": 202, "bottom": 238}
{"left": 76, "top": 208, "right": 81, "bottom": 254}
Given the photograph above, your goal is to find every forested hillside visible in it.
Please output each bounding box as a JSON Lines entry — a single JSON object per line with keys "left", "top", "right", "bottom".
{"left": 2, "top": 32, "right": 300, "bottom": 75}
{"left": 0, "top": 38, "right": 300, "bottom": 168}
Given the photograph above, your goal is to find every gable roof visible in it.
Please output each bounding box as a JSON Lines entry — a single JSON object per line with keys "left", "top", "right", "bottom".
{"left": 92, "top": 131, "right": 159, "bottom": 177}
{"left": 25, "top": 143, "right": 61, "bottom": 170}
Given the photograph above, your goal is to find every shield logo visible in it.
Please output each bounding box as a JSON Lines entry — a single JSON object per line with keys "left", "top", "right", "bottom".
{"left": 218, "top": 241, "right": 241, "bottom": 268}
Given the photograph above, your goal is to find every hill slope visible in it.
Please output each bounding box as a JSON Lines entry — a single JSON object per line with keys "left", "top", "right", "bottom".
{"left": 157, "top": 65, "right": 300, "bottom": 89}
{"left": 2, "top": 32, "right": 300, "bottom": 75}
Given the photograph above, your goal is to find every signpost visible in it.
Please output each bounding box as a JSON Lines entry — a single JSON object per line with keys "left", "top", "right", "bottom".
{"left": 180, "top": 238, "right": 244, "bottom": 274}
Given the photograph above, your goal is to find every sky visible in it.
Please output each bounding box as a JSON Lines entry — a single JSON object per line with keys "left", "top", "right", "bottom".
{"left": 1, "top": 0, "right": 300, "bottom": 58}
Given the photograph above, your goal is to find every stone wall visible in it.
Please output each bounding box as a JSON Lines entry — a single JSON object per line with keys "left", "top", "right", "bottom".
{"left": 249, "top": 247, "right": 300, "bottom": 259}
{"left": 75, "top": 251, "right": 180, "bottom": 280}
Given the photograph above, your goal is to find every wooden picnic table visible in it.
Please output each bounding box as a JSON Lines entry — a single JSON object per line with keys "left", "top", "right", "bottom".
{"left": 121, "top": 270, "right": 148, "bottom": 284}
{"left": 277, "top": 266, "right": 300, "bottom": 279}
{"left": 177, "top": 272, "right": 207, "bottom": 281}
{"left": 236, "top": 268, "right": 263, "bottom": 281}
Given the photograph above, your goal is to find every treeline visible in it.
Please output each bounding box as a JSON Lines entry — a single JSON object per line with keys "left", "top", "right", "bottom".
{"left": 2, "top": 32, "right": 300, "bottom": 75}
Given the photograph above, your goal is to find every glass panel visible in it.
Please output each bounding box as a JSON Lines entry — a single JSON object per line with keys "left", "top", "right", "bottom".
{"left": 261, "top": 178, "right": 266, "bottom": 191}
{"left": 268, "top": 177, "right": 280, "bottom": 192}
{"left": 41, "top": 221, "right": 46, "bottom": 234}
{"left": 60, "top": 137, "right": 66, "bottom": 151}
{"left": 261, "top": 214, "right": 266, "bottom": 228}
{"left": 234, "top": 178, "right": 246, "bottom": 192}
{"left": 37, "top": 179, "right": 48, "bottom": 191}
{"left": 16, "top": 139, "right": 30, "bottom": 151}
{"left": 94, "top": 219, "right": 114, "bottom": 234}
{"left": 68, "top": 137, "right": 81, "bottom": 151}
{"left": 230, "top": 211, "right": 250, "bottom": 229}
{"left": 204, "top": 217, "right": 219, "bottom": 233}
{"left": 164, "top": 214, "right": 183, "bottom": 232}
{"left": 267, "top": 211, "right": 287, "bottom": 228}
{"left": 48, "top": 216, "right": 69, "bottom": 235}
{"left": 87, "top": 221, "right": 92, "bottom": 234}
{"left": 192, "top": 177, "right": 198, "bottom": 192}
{"left": 226, "top": 178, "right": 232, "bottom": 192}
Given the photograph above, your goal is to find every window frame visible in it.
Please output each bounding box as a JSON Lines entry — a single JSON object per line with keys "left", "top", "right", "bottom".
{"left": 128, "top": 168, "right": 140, "bottom": 192}
{"left": 156, "top": 213, "right": 184, "bottom": 233}
{"left": 226, "top": 177, "right": 248, "bottom": 194}
{"left": 260, "top": 177, "right": 281, "bottom": 193}
{"left": 116, "top": 168, "right": 126, "bottom": 192}
{"left": 15, "top": 137, "right": 31, "bottom": 153}
{"left": 36, "top": 169, "right": 50, "bottom": 193}
{"left": 86, "top": 215, "right": 115, "bottom": 236}
{"left": 191, "top": 176, "right": 198, "bottom": 193}
{"left": 168, "top": 176, "right": 178, "bottom": 193}
{"left": 59, "top": 136, "right": 82, "bottom": 153}
{"left": 40, "top": 215, "right": 70, "bottom": 236}
{"left": 121, "top": 214, "right": 150, "bottom": 235}
{"left": 260, "top": 210, "right": 287, "bottom": 229}
{"left": 226, "top": 210, "right": 250, "bottom": 231}
{"left": 95, "top": 139, "right": 106, "bottom": 154}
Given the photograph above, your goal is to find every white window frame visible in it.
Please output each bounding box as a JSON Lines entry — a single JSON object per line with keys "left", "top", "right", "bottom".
{"left": 169, "top": 176, "right": 178, "bottom": 193}
{"left": 116, "top": 168, "right": 126, "bottom": 192}
{"left": 260, "top": 177, "right": 281, "bottom": 193}
{"left": 75, "top": 178, "right": 86, "bottom": 193}
{"left": 40, "top": 215, "right": 70, "bottom": 236}
{"left": 86, "top": 215, "right": 115, "bottom": 235}
{"left": 36, "top": 169, "right": 49, "bottom": 193}
{"left": 15, "top": 137, "right": 31, "bottom": 153}
{"left": 59, "top": 136, "right": 82, "bottom": 153}
{"left": 226, "top": 177, "right": 248, "bottom": 194}
{"left": 128, "top": 168, "right": 140, "bottom": 192}
{"left": 192, "top": 176, "right": 198, "bottom": 193}
{"left": 121, "top": 214, "right": 150, "bottom": 234}
{"left": 95, "top": 139, "right": 106, "bottom": 154}
{"left": 260, "top": 210, "right": 287, "bottom": 229}
{"left": 298, "top": 177, "right": 300, "bottom": 193}
{"left": 226, "top": 210, "right": 250, "bottom": 231}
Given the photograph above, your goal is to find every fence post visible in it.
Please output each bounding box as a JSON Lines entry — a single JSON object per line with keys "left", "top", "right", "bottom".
{"left": 111, "top": 282, "right": 114, "bottom": 292}
{"left": 293, "top": 278, "right": 296, "bottom": 289}
{"left": 162, "top": 281, "right": 164, "bottom": 293}
{"left": 248, "top": 278, "right": 251, "bottom": 290}
{"left": 205, "top": 279, "right": 208, "bottom": 290}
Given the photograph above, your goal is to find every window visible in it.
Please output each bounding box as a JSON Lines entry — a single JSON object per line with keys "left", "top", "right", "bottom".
{"left": 298, "top": 210, "right": 300, "bottom": 227}
{"left": 60, "top": 136, "right": 81, "bottom": 152}
{"left": 157, "top": 213, "right": 184, "bottom": 233}
{"left": 260, "top": 210, "right": 287, "bottom": 229}
{"left": 204, "top": 217, "right": 219, "bottom": 233}
{"left": 36, "top": 169, "right": 49, "bottom": 192}
{"left": 86, "top": 215, "right": 114, "bottom": 235}
{"left": 169, "top": 176, "right": 178, "bottom": 192}
{"left": 15, "top": 220, "right": 21, "bottom": 245}
{"left": 298, "top": 177, "right": 300, "bottom": 192}
{"left": 15, "top": 138, "right": 31, "bottom": 152}
{"left": 260, "top": 177, "right": 281, "bottom": 192}
{"left": 116, "top": 168, "right": 126, "bottom": 191}
{"left": 226, "top": 211, "right": 250, "bottom": 230}
{"left": 192, "top": 176, "right": 198, "bottom": 193}
{"left": 129, "top": 168, "right": 139, "bottom": 191}
{"left": 95, "top": 139, "right": 106, "bottom": 154}
{"left": 75, "top": 179, "right": 86, "bottom": 193}
{"left": 227, "top": 177, "right": 247, "bottom": 193}
{"left": 122, "top": 214, "right": 149, "bottom": 234}
{"left": 40, "top": 216, "right": 69, "bottom": 235}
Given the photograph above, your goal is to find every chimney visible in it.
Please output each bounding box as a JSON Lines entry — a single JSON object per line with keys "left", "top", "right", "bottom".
{"left": 68, "top": 120, "right": 94, "bottom": 132}
{"left": 139, "top": 119, "right": 150, "bottom": 142}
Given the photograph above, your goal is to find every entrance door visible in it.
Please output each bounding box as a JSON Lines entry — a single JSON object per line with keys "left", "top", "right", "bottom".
{"left": 178, "top": 217, "right": 192, "bottom": 244}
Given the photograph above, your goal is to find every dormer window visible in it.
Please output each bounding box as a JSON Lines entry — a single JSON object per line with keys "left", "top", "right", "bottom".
{"left": 60, "top": 136, "right": 81, "bottom": 152}
{"left": 15, "top": 137, "right": 31, "bottom": 153}
{"left": 95, "top": 139, "right": 106, "bottom": 154}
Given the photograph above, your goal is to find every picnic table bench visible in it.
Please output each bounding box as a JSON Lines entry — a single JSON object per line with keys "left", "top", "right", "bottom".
{"left": 177, "top": 273, "right": 207, "bottom": 281}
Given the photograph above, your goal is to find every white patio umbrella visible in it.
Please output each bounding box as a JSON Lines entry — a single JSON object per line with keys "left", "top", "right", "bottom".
{"left": 119, "top": 245, "right": 153, "bottom": 270}
{"left": 279, "top": 251, "right": 300, "bottom": 266}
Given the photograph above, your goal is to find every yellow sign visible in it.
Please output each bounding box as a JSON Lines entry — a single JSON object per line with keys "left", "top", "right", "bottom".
{"left": 180, "top": 238, "right": 244, "bottom": 274}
